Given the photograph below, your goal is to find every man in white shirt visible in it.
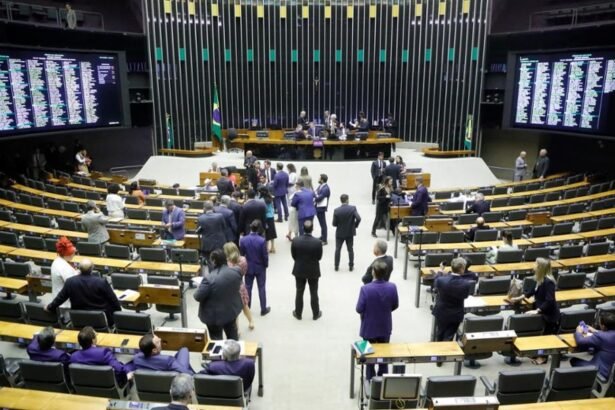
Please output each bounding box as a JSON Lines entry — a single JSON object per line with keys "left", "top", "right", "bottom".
{"left": 50, "top": 237, "right": 78, "bottom": 321}
{"left": 105, "top": 184, "right": 125, "bottom": 218}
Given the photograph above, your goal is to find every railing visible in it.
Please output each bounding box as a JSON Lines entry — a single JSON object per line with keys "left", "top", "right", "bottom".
{"left": 529, "top": 2, "right": 615, "bottom": 30}
{"left": 0, "top": 1, "right": 104, "bottom": 30}
{"left": 109, "top": 165, "right": 144, "bottom": 179}
{"left": 487, "top": 165, "right": 516, "bottom": 182}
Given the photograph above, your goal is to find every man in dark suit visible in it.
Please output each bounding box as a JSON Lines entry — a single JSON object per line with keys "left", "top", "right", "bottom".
{"left": 214, "top": 196, "right": 237, "bottom": 243}
{"left": 201, "top": 339, "right": 255, "bottom": 393}
{"left": 571, "top": 311, "right": 615, "bottom": 379}
{"left": 261, "top": 159, "right": 276, "bottom": 184}
{"left": 410, "top": 176, "right": 430, "bottom": 216}
{"left": 240, "top": 220, "right": 270, "bottom": 316}
{"left": 197, "top": 201, "right": 228, "bottom": 262}
{"left": 272, "top": 163, "right": 289, "bottom": 222}
{"left": 383, "top": 157, "right": 401, "bottom": 190}
{"left": 216, "top": 169, "right": 235, "bottom": 196}
{"left": 465, "top": 216, "right": 491, "bottom": 242}
{"left": 370, "top": 152, "right": 386, "bottom": 205}
{"left": 246, "top": 162, "right": 259, "bottom": 191}
{"left": 291, "top": 180, "right": 316, "bottom": 235}
{"left": 152, "top": 374, "right": 195, "bottom": 410}
{"left": 361, "top": 240, "right": 394, "bottom": 284}
{"left": 291, "top": 221, "right": 323, "bottom": 320}
{"left": 46, "top": 259, "right": 121, "bottom": 326}
{"left": 533, "top": 148, "right": 550, "bottom": 179}
{"left": 315, "top": 174, "right": 331, "bottom": 245}
{"left": 239, "top": 190, "right": 267, "bottom": 236}
{"left": 432, "top": 257, "right": 472, "bottom": 341}
{"left": 70, "top": 326, "right": 131, "bottom": 385}
{"left": 229, "top": 192, "right": 243, "bottom": 236}
{"left": 162, "top": 200, "right": 186, "bottom": 240}
{"left": 332, "top": 194, "right": 361, "bottom": 272}
{"left": 133, "top": 333, "right": 194, "bottom": 374}
{"left": 466, "top": 193, "right": 491, "bottom": 216}
{"left": 26, "top": 326, "right": 70, "bottom": 364}
{"left": 356, "top": 260, "right": 399, "bottom": 380}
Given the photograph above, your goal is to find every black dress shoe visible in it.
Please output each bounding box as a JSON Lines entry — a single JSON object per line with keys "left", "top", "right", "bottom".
{"left": 292, "top": 310, "right": 302, "bottom": 320}
{"left": 260, "top": 307, "right": 271, "bottom": 316}
{"left": 334, "top": 266, "right": 339, "bottom": 271}
{"left": 371, "top": 233, "right": 377, "bottom": 238}
{"left": 313, "top": 311, "right": 322, "bottom": 321}
{"left": 349, "top": 266, "right": 354, "bottom": 272}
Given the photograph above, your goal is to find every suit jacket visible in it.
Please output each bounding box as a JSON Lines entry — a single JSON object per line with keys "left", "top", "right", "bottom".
{"left": 239, "top": 199, "right": 267, "bottom": 235}
{"left": 239, "top": 232, "right": 268, "bottom": 274}
{"left": 27, "top": 337, "right": 70, "bottom": 364}
{"left": 433, "top": 274, "right": 472, "bottom": 323}
{"left": 246, "top": 167, "right": 259, "bottom": 190}
{"left": 371, "top": 159, "right": 386, "bottom": 180}
{"left": 356, "top": 280, "right": 399, "bottom": 339}
{"left": 162, "top": 207, "right": 186, "bottom": 240}
{"left": 533, "top": 156, "right": 550, "bottom": 178}
{"left": 574, "top": 329, "right": 615, "bottom": 379}
{"left": 315, "top": 183, "right": 331, "bottom": 211}
{"left": 262, "top": 167, "right": 276, "bottom": 184}
{"left": 197, "top": 212, "right": 227, "bottom": 253}
{"left": 216, "top": 176, "right": 235, "bottom": 196}
{"left": 228, "top": 200, "right": 243, "bottom": 229}
{"left": 465, "top": 224, "right": 491, "bottom": 242}
{"left": 332, "top": 204, "right": 361, "bottom": 238}
{"left": 384, "top": 163, "right": 401, "bottom": 189}
{"left": 132, "top": 349, "right": 194, "bottom": 375}
{"left": 291, "top": 188, "right": 316, "bottom": 219}
{"left": 411, "top": 185, "right": 430, "bottom": 216}
{"left": 272, "top": 170, "right": 289, "bottom": 197}
{"left": 70, "top": 346, "right": 128, "bottom": 384}
{"left": 202, "top": 358, "right": 255, "bottom": 392}
{"left": 194, "top": 265, "right": 243, "bottom": 326}
{"left": 80, "top": 211, "right": 109, "bottom": 244}
{"left": 524, "top": 279, "right": 560, "bottom": 325}
{"left": 214, "top": 205, "right": 237, "bottom": 242}
{"left": 291, "top": 234, "right": 323, "bottom": 279}
{"left": 47, "top": 273, "right": 121, "bottom": 326}
{"left": 361, "top": 255, "right": 394, "bottom": 284}
{"left": 466, "top": 200, "right": 491, "bottom": 216}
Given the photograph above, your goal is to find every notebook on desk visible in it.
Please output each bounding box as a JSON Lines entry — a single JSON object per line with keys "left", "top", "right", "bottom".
{"left": 353, "top": 339, "right": 374, "bottom": 356}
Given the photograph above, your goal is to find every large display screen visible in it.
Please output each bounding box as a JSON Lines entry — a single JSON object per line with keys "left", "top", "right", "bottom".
{"left": 506, "top": 49, "right": 615, "bottom": 137}
{"left": 0, "top": 47, "right": 126, "bottom": 135}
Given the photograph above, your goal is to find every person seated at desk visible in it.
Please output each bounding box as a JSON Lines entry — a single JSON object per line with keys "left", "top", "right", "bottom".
{"left": 153, "top": 374, "right": 195, "bottom": 410}
{"left": 466, "top": 192, "right": 491, "bottom": 216}
{"left": 465, "top": 216, "right": 491, "bottom": 242}
{"left": 297, "top": 110, "right": 309, "bottom": 130}
{"left": 26, "top": 326, "right": 70, "bottom": 364}
{"left": 349, "top": 112, "right": 369, "bottom": 131}
{"left": 46, "top": 259, "right": 121, "bottom": 327}
{"left": 486, "top": 230, "right": 518, "bottom": 264}
{"left": 129, "top": 181, "right": 146, "bottom": 205}
{"left": 571, "top": 311, "right": 615, "bottom": 379}
{"left": 201, "top": 339, "right": 255, "bottom": 393}
{"left": 70, "top": 326, "right": 132, "bottom": 385}
{"left": 133, "top": 333, "right": 194, "bottom": 375}
{"left": 361, "top": 240, "right": 394, "bottom": 284}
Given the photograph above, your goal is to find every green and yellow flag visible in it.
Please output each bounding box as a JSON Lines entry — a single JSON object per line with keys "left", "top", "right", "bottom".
{"left": 211, "top": 87, "right": 222, "bottom": 146}
{"left": 464, "top": 114, "right": 473, "bottom": 150}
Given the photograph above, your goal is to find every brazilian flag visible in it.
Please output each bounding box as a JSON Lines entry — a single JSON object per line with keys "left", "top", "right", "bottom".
{"left": 211, "top": 87, "right": 223, "bottom": 147}
{"left": 464, "top": 114, "right": 473, "bottom": 150}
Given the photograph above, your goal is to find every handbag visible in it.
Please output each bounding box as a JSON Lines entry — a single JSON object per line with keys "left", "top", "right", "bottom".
{"left": 506, "top": 277, "right": 524, "bottom": 302}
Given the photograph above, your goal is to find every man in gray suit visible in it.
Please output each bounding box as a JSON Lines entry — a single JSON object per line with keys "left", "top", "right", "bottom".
{"left": 332, "top": 194, "right": 361, "bottom": 272}
{"left": 197, "top": 201, "right": 228, "bottom": 263}
{"left": 80, "top": 200, "right": 109, "bottom": 244}
{"left": 514, "top": 151, "right": 527, "bottom": 182}
{"left": 533, "top": 149, "right": 550, "bottom": 180}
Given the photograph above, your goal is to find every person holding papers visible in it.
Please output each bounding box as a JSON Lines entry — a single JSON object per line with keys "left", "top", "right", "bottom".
{"left": 314, "top": 174, "right": 331, "bottom": 245}
{"left": 571, "top": 311, "right": 615, "bottom": 379}
{"left": 356, "top": 260, "right": 399, "bottom": 380}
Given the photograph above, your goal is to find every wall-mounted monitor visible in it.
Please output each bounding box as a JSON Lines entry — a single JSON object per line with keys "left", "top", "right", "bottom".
{"left": 503, "top": 48, "right": 615, "bottom": 138}
{"left": 0, "top": 46, "right": 129, "bottom": 137}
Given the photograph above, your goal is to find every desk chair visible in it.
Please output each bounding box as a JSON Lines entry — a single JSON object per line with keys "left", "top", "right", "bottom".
{"left": 552, "top": 222, "right": 574, "bottom": 236}
{"left": 576, "top": 187, "right": 589, "bottom": 197}
{"left": 493, "top": 186, "right": 508, "bottom": 195}
{"left": 113, "top": 312, "right": 152, "bottom": 335}
{"left": 425, "top": 253, "right": 454, "bottom": 268}
{"left": 579, "top": 219, "right": 599, "bottom": 232}
{"left": 0, "top": 300, "right": 24, "bottom": 322}
{"left": 148, "top": 275, "right": 181, "bottom": 321}
{"left": 33, "top": 215, "right": 52, "bottom": 228}
{"left": 556, "top": 272, "right": 587, "bottom": 290}
{"left": 589, "top": 201, "right": 605, "bottom": 212}
{"left": 5, "top": 190, "right": 17, "bottom": 202}
{"left": 477, "top": 277, "right": 511, "bottom": 296}
{"left": 507, "top": 229, "right": 523, "bottom": 241}
{"left": 18, "top": 194, "right": 32, "bottom": 205}
{"left": 171, "top": 249, "right": 199, "bottom": 264}
{"left": 483, "top": 212, "right": 503, "bottom": 223}
{"left": 542, "top": 366, "right": 598, "bottom": 401}
{"left": 126, "top": 208, "right": 148, "bottom": 220}
{"left": 460, "top": 316, "right": 505, "bottom": 368}
{"left": 105, "top": 244, "right": 132, "bottom": 260}
{"left": 442, "top": 201, "right": 464, "bottom": 211}
{"left": 563, "top": 190, "right": 577, "bottom": 200}
{"left": 0, "top": 354, "right": 23, "bottom": 388}
{"left": 504, "top": 314, "right": 545, "bottom": 365}
{"left": 0, "top": 231, "right": 19, "bottom": 246}
{"left": 55, "top": 186, "right": 69, "bottom": 196}
{"left": 85, "top": 191, "right": 102, "bottom": 201}
{"left": 69, "top": 363, "right": 129, "bottom": 398}
{"left": 526, "top": 183, "right": 541, "bottom": 191}
{"left": 551, "top": 205, "right": 569, "bottom": 217}
{"left": 439, "top": 231, "right": 465, "bottom": 243}
{"left": 47, "top": 199, "right": 63, "bottom": 210}
{"left": 139, "top": 247, "right": 167, "bottom": 262}
{"left": 160, "top": 188, "right": 178, "bottom": 196}
{"left": 14, "top": 212, "right": 34, "bottom": 225}
{"left": 558, "top": 309, "right": 596, "bottom": 333}
{"left": 19, "top": 360, "right": 70, "bottom": 393}
{"left": 512, "top": 185, "right": 527, "bottom": 193}
{"left": 598, "top": 216, "right": 615, "bottom": 229}
{"left": 474, "top": 230, "right": 498, "bottom": 242}
{"left": 508, "top": 197, "right": 526, "bottom": 206}
{"left": 558, "top": 245, "right": 583, "bottom": 259}
{"left": 480, "top": 369, "right": 546, "bottom": 405}
{"left": 458, "top": 214, "right": 479, "bottom": 225}
{"left": 530, "top": 225, "right": 552, "bottom": 238}
{"left": 71, "top": 189, "right": 87, "bottom": 199}
{"left": 134, "top": 370, "right": 178, "bottom": 402}
{"left": 22, "top": 302, "right": 61, "bottom": 327}
{"left": 149, "top": 210, "right": 163, "bottom": 222}
{"left": 412, "top": 231, "right": 439, "bottom": 245}
{"left": 421, "top": 375, "right": 477, "bottom": 408}
{"left": 524, "top": 248, "right": 550, "bottom": 261}
{"left": 478, "top": 188, "right": 493, "bottom": 196}
{"left": 93, "top": 180, "right": 108, "bottom": 189}
{"left": 0, "top": 209, "right": 13, "bottom": 222}
{"left": 76, "top": 241, "right": 103, "bottom": 257}
{"left": 44, "top": 184, "right": 56, "bottom": 194}
{"left": 22, "top": 236, "right": 46, "bottom": 251}
{"left": 495, "top": 250, "right": 524, "bottom": 264}
{"left": 4, "top": 262, "right": 32, "bottom": 279}
{"left": 435, "top": 191, "right": 455, "bottom": 199}
{"left": 194, "top": 374, "right": 247, "bottom": 407}
{"left": 544, "top": 179, "right": 563, "bottom": 188}
{"left": 69, "top": 310, "right": 111, "bottom": 332}
{"left": 460, "top": 252, "right": 487, "bottom": 266}
{"left": 62, "top": 202, "right": 81, "bottom": 213}
{"left": 592, "top": 362, "right": 615, "bottom": 398}
{"left": 566, "top": 175, "right": 584, "bottom": 184}
{"left": 593, "top": 268, "right": 615, "bottom": 287}
{"left": 545, "top": 192, "right": 561, "bottom": 202}
{"left": 529, "top": 194, "right": 545, "bottom": 204}
{"left": 568, "top": 203, "right": 586, "bottom": 214}
{"left": 178, "top": 189, "right": 196, "bottom": 197}
{"left": 123, "top": 196, "right": 140, "bottom": 206}
{"left": 145, "top": 198, "right": 164, "bottom": 207}
{"left": 492, "top": 198, "right": 509, "bottom": 208}
{"left": 44, "top": 238, "right": 58, "bottom": 252}
{"left": 31, "top": 197, "right": 46, "bottom": 209}
{"left": 56, "top": 217, "right": 79, "bottom": 231}
{"left": 367, "top": 376, "right": 419, "bottom": 409}
{"left": 187, "top": 200, "right": 205, "bottom": 209}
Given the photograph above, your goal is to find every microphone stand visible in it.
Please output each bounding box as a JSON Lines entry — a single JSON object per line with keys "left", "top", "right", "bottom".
{"left": 176, "top": 252, "right": 188, "bottom": 327}
{"left": 358, "top": 355, "right": 367, "bottom": 410}
{"left": 414, "top": 228, "right": 424, "bottom": 308}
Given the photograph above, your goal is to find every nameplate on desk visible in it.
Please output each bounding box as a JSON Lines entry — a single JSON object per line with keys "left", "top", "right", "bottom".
{"left": 107, "top": 400, "right": 166, "bottom": 410}
{"left": 461, "top": 331, "right": 517, "bottom": 355}
{"left": 135, "top": 233, "right": 145, "bottom": 240}
{"left": 432, "top": 396, "right": 499, "bottom": 409}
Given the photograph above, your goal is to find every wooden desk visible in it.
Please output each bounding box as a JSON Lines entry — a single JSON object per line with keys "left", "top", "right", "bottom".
{"left": 513, "top": 334, "right": 569, "bottom": 373}
{"left": 0, "top": 220, "right": 9, "bottom": 228}
{"left": 119, "top": 218, "right": 164, "bottom": 227}
{"left": 420, "top": 265, "right": 495, "bottom": 277}
{"left": 8, "top": 247, "right": 57, "bottom": 262}
{"left": 492, "top": 261, "right": 563, "bottom": 274}
{"left": 528, "top": 234, "right": 584, "bottom": 245}
{"left": 0, "top": 244, "right": 18, "bottom": 255}
{"left": 108, "top": 228, "right": 158, "bottom": 247}
{"left": 558, "top": 333, "right": 577, "bottom": 351}
{"left": 47, "top": 228, "right": 89, "bottom": 239}
{"left": 555, "top": 288, "right": 605, "bottom": 307}
{"left": 0, "top": 321, "right": 45, "bottom": 342}
{"left": 596, "top": 285, "right": 615, "bottom": 298}
{"left": 96, "top": 333, "right": 142, "bottom": 354}
{"left": 454, "top": 222, "right": 510, "bottom": 230}
{"left": 72, "top": 255, "right": 132, "bottom": 270}
{"left": 590, "top": 208, "right": 615, "bottom": 218}
{"left": 0, "top": 277, "right": 28, "bottom": 295}
{"left": 471, "top": 239, "right": 533, "bottom": 249}
{"left": 126, "top": 261, "right": 201, "bottom": 276}
{"left": 550, "top": 212, "right": 593, "bottom": 223}
{"left": 66, "top": 182, "right": 108, "bottom": 193}
{"left": 464, "top": 295, "right": 529, "bottom": 314}
{"left": 0, "top": 198, "right": 80, "bottom": 219}
{"left": 409, "top": 243, "right": 474, "bottom": 252}
{"left": 578, "top": 228, "right": 615, "bottom": 240}
{"left": 556, "top": 254, "right": 615, "bottom": 268}
{"left": 3, "top": 223, "right": 51, "bottom": 235}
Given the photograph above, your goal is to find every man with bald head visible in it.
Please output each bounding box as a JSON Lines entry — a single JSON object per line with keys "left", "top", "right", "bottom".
{"left": 514, "top": 151, "right": 527, "bottom": 181}
{"left": 46, "top": 259, "right": 121, "bottom": 325}
{"left": 533, "top": 149, "right": 550, "bottom": 180}
{"left": 465, "top": 216, "right": 491, "bottom": 242}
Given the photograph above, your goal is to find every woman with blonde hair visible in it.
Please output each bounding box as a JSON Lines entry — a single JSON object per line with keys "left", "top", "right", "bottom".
{"left": 509, "top": 257, "right": 559, "bottom": 364}
{"left": 224, "top": 242, "right": 255, "bottom": 330}
{"left": 299, "top": 166, "right": 313, "bottom": 191}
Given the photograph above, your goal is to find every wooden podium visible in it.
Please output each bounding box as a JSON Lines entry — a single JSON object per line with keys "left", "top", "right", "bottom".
{"left": 156, "top": 326, "right": 208, "bottom": 352}
{"left": 108, "top": 229, "right": 157, "bottom": 247}
{"left": 199, "top": 171, "right": 221, "bottom": 186}
{"left": 424, "top": 218, "right": 454, "bottom": 232}
{"left": 405, "top": 173, "right": 431, "bottom": 189}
